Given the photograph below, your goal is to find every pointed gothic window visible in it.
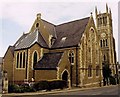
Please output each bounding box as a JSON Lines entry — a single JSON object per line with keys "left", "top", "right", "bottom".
{"left": 100, "top": 40, "right": 102, "bottom": 47}
{"left": 69, "top": 51, "right": 74, "bottom": 65}
{"left": 103, "top": 40, "right": 105, "bottom": 47}
{"left": 106, "top": 39, "right": 108, "bottom": 46}
{"left": 105, "top": 17, "right": 107, "bottom": 25}
{"left": 16, "top": 53, "right": 19, "bottom": 68}
{"left": 88, "top": 47, "right": 91, "bottom": 52}
{"left": 23, "top": 52, "right": 26, "bottom": 68}
{"left": 103, "top": 17, "right": 107, "bottom": 26}
{"left": 20, "top": 52, "right": 22, "bottom": 68}
{"left": 103, "top": 17, "right": 105, "bottom": 25}
{"left": 33, "top": 51, "right": 38, "bottom": 68}
{"left": 88, "top": 65, "right": 92, "bottom": 77}
{"left": 100, "top": 18, "right": 102, "bottom": 25}
{"left": 104, "top": 55, "right": 106, "bottom": 61}
{"left": 96, "top": 66, "right": 99, "bottom": 76}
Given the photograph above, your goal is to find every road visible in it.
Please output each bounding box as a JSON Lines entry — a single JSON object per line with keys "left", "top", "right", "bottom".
{"left": 2, "top": 85, "right": 119, "bottom": 97}
{"left": 52, "top": 85, "right": 118, "bottom": 95}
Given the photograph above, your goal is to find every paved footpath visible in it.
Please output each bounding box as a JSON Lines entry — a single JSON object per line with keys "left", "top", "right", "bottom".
{"left": 2, "top": 85, "right": 119, "bottom": 97}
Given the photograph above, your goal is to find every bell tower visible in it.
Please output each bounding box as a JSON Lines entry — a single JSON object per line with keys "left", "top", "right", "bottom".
{"left": 95, "top": 4, "right": 116, "bottom": 75}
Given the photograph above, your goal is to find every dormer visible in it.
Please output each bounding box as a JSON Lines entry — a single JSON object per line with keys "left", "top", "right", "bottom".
{"left": 49, "top": 35, "right": 56, "bottom": 47}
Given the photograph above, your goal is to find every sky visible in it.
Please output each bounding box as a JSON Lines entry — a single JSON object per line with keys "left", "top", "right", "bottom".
{"left": 0, "top": 0, "right": 119, "bottom": 62}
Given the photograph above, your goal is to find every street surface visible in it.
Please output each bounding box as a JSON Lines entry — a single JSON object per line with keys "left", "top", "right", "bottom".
{"left": 2, "top": 85, "right": 119, "bottom": 97}
{"left": 52, "top": 85, "right": 118, "bottom": 95}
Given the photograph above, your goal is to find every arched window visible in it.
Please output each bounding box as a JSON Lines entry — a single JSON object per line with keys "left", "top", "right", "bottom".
{"left": 103, "top": 39, "right": 105, "bottom": 47}
{"left": 96, "top": 66, "right": 99, "bottom": 76}
{"left": 106, "top": 39, "right": 108, "bottom": 46}
{"left": 33, "top": 51, "right": 38, "bottom": 68}
{"left": 20, "top": 52, "right": 22, "bottom": 68}
{"left": 88, "top": 65, "right": 92, "bottom": 77}
{"left": 100, "top": 40, "right": 102, "bottom": 47}
{"left": 104, "top": 17, "right": 107, "bottom": 25}
{"left": 16, "top": 53, "right": 19, "bottom": 68}
{"left": 88, "top": 47, "right": 91, "bottom": 52}
{"left": 23, "top": 52, "right": 25, "bottom": 68}
{"left": 104, "top": 55, "right": 106, "bottom": 61}
{"left": 69, "top": 51, "right": 74, "bottom": 65}
{"left": 36, "top": 23, "right": 39, "bottom": 28}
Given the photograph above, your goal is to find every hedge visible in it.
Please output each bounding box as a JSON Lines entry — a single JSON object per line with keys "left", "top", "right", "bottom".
{"left": 8, "top": 83, "right": 35, "bottom": 93}
{"left": 33, "top": 80, "right": 67, "bottom": 91}
{"left": 8, "top": 80, "right": 67, "bottom": 93}
{"left": 48, "top": 80, "right": 67, "bottom": 90}
{"left": 33, "top": 80, "right": 49, "bottom": 91}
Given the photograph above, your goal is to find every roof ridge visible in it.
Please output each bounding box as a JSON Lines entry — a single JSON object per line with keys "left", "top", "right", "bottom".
{"left": 41, "top": 19, "right": 56, "bottom": 26}
{"left": 56, "top": 17, "right": 90, "bottom": 26}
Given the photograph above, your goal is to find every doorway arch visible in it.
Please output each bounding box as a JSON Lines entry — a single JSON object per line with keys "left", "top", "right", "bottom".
{"left": 62, "top": 70, "right": 69, "bottom": 82}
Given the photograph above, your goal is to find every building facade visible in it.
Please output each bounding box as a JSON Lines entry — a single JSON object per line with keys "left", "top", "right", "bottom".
{"left": 3, "top": 5, "right": 117, "bottom": 87}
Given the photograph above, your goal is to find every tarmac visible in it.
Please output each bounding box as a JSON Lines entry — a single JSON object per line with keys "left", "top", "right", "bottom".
{"left": 1, "top": 85, "right": 118, "bottom": 96}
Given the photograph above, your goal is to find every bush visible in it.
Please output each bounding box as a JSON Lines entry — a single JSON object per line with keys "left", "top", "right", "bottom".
{"left": 33, "top": 80, "right": 49, "bottom": 91}
{"left": 8, "top": 83, "right": 35, "bottom": 93}
{"left": 20, "top": 83, "right": 36, "bottom": 92}
{"left": 48, "top": 80, "right": 67, "bottom": 90}
{"left": 8, "top": 84, "right": 22, "bottom": 93}
{"left": 33, "top": 80, "right": 67, "bottom": 91}
{"left": 8, "top": 80, "right": 68, "bottom": 93}
{"left": 109, "top": 76, "right": 116, "bottom": 85}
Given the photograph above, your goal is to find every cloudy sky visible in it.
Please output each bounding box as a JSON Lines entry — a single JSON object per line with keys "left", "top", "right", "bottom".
{"left": 0, "top": 0, "right": 119, "bottom": 62}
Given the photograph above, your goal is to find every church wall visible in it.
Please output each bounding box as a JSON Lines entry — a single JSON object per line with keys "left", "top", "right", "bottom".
{"left": 49, "top": 48, "right": 78, "bottom": 86}
{"left": 58, "top": 51, "right": 71, "bottom": 80}
{"left": 78, "top": 17, "right": 102, "bottom": 87}
{"left": 3, "top": 48, "right": 14, "bottom": 81}
{"left": 35, "top": 70, "right": 57, "bottom": 81}
{"left": 14, "top": 50, "right": 27, "bottom": 82}
{"left": 14, "top": 43, "right": 48, "bottom": 82}
{"left": 28, "top": 43, "right": 45, "bottom": 81}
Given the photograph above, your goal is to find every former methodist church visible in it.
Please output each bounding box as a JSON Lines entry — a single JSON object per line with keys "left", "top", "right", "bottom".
{"left": 3, "top": 4, "right": 117, "bottom": 87}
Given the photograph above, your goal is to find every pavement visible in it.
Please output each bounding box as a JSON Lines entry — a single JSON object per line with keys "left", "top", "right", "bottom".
{"left": 2, "top": 85, "right": 118, "bottom": 96}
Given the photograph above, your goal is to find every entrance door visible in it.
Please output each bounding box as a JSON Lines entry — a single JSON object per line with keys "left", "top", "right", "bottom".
{"left": 62, "top": 70, "right": 68, "bottom": 82}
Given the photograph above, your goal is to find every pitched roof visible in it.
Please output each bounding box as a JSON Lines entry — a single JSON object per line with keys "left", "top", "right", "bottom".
{"left": 3, "top": 46, "right": 15, "bottom": 58}
{"left": 14, "top": 16, "right": 90, "bottom": 50}
{"left": 52, "top": 17, "right": 90, "bottom": 48}
{"left": 14, "top": 33, "right": 28, "bottom": 47}
{"left": 15, "top": 29, "right": 48, "bottom": 50}
{"left": 42, "top": 19, "right": 57, "bottom": 38}
{"left": 34, "top": 52, "right": 63, "bottom": 70}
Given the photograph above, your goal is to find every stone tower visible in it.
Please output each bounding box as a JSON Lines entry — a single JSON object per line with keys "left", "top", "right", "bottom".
{"left": 95, "top": 4, "right": 117, "bottom": 75}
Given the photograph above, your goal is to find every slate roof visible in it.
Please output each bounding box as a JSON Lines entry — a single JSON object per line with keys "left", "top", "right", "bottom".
{"left": 14, "top": 33, "right": 28, "bottom": 47}
{"left": 52, "top": 17, "right": 89, "bottom": 48}
{"left": 14, "top": 16, "right": 90, "bottom": 50}
{"left": 34, "top": 52, "right": 63, "bottom": 70}
{"left": 42, "top": 19, "right": 57, "bottom": 38}
{"left": 15, "top": 29, "right": 48, "bottom": 50}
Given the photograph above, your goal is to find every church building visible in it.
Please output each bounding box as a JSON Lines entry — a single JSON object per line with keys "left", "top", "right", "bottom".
{"left": 3, "top": 5, "right": 117, "bottom": 87}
